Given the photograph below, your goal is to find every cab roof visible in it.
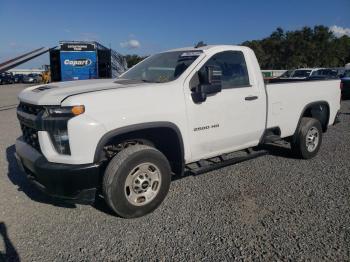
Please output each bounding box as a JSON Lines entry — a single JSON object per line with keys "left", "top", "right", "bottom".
{"left": 165, "top": 45, "right": 249, "bottom": 54}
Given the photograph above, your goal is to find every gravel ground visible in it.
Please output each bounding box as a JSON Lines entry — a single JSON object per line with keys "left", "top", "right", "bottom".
{"left": 0, "top": 84, "right": 349, "bottom": 261}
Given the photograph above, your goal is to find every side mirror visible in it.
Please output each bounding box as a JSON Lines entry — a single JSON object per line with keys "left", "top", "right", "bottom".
{"left": 192, "top": 65, "right": 222, "bottom": 103}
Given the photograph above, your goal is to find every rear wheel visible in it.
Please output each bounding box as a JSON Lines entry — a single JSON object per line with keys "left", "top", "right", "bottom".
{"left": 291, "top": 117, "right": 323, "bottom": 159}
{"left": 102, "top": 145, "right": 171, "bottom": 218}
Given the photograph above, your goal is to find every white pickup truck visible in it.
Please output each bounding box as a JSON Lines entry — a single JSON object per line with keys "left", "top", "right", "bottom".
{"left": 15, "top": 45, "right": 341, "bottom": 218}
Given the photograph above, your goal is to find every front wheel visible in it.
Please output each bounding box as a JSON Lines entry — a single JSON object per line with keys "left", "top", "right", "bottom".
{"left": 102, "top": 145, "right": 171, "bottom": 218}
{"left": 291, "top": 117, "right": 323, "bottom": 159}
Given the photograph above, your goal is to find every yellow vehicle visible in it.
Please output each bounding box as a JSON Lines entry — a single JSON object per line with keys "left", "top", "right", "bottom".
{"left": 41, "top": 70, "right": 51, "bottom": 84}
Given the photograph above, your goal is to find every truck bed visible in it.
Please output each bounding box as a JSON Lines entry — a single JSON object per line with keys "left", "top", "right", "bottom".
{"left": 265, "top": 79, "right": 341, "bottom": 138}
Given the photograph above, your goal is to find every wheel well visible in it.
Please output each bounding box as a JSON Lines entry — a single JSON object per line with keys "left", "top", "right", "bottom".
{"left": 301, "top": 102, "right": 330, "bottom": 132}
{"left": 95, "top": 125, "right": 184, "bottom": 175}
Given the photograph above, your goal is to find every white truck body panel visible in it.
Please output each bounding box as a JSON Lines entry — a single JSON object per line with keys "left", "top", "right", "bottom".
{"left": 266, "top": 80, "right": 340, "bottom": 137}
{"left": 17, "top": 45, "right": 341, "bottom": 166}
{"left": 19, "top": 78, "right": 124, "bottom": 105}
{"left": 60, "top": 82, "right": 191, "bottom": 164}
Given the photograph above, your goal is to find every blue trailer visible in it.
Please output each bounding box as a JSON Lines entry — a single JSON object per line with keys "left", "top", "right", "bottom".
{"left": 50, "top": 41, "right": 127, "bottom": 82}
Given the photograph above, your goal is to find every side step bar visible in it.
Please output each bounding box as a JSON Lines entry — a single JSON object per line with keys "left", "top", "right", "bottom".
{"left": 186, "top": 149, "right": 269, "bottom": 175}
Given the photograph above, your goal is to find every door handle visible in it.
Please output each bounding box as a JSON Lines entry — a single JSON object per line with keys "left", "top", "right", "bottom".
{"left": 245, "top": 95, "right": 258, "bottom": 101}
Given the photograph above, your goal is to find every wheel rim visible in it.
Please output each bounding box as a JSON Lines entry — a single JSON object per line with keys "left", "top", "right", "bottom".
{"left": 306, "top": 127, "right": 319, "bottom": 152}
{"left": 124, "top": 162, "right": 161, "bottom": 206}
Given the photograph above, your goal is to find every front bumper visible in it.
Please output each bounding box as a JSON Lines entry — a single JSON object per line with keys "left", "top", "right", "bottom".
{"left": 15, "top": 137, "right": 102, "bottom": 204}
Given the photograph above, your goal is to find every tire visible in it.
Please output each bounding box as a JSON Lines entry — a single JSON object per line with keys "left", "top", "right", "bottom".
{"left": 103, "top": 145, "right": 171, "bottom": 218}
{"left": 291, "top": 117, "right": 323, "bottom": 159}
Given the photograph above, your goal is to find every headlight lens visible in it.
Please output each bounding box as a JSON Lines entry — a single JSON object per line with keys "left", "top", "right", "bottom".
{"left": 46, "top": 105, "right": 85, "bottom": 117}
{"left": 45, "top": 105, "right": 84, "bottom": 155}
{"left": 51, "top": 129, "right": 70, "bottom": 155}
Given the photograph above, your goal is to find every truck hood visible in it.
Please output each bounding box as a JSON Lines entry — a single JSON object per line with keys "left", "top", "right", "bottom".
{"left": 18, "top": 79, "right": 146, "bottom": 105}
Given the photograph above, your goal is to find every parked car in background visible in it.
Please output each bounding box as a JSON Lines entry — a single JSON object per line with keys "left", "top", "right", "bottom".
{"left": 341, "top": 70, "right": 350, "bottom": 99}
{"left": 290, "top": 68, "right": 322, "bottom": 80}
{"left": 0, "top": 72, "right": 14, "bottom": 84}
{"left": 23, "top": 73, "right": 42, "bottom": 83}
{"left": 14, "top": 74, "right": 25, "bottom": 83}
{"left": 269, "top": 68, "right": 341, "bottom": 83}
{"left": 335, "top": 68, "right": 346, "bottom": 78}
{"left": 278, "top": 69, "right": 295, "bottom": 79}
{"left": 266, "top": 69, "right": 295, "bottom": 83}
{"left": 308, "top": 69, "right": 339, "bottom": 80}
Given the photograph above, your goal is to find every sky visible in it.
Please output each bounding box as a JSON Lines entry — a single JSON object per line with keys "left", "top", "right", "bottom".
{"left": 1, "top": 0, "right": 349, "bottom": 68}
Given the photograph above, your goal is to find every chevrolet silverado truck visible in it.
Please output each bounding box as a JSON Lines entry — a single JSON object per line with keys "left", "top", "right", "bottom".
{"left": 15, "top": 45, "right": 341, "bottom": 218}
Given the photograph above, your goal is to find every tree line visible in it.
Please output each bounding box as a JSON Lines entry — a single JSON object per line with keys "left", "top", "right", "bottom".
{"left": 124, "top": 25, "right": 350, "bottom": 69}
{"left": 242, "top": 25, "right": 350, "bottom": 69}
{"left": 124, "top": 54, "right": 147, "bottom": 68}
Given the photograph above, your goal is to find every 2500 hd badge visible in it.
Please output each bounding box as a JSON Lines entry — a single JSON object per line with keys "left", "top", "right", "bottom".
{"left": 194, "top": 124, "right": 220, "bottom": 132}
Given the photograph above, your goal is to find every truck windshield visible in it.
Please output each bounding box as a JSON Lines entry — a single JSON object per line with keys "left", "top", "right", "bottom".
{"left": 119, "top": 51, "right": 202, "bottom": 83}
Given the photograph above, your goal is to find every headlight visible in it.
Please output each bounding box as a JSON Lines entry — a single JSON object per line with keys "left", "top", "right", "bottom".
{"left": 51, "top": 129, "right": 70, "bottom": 155}
{"left": 45, "top": 105, "right": 84, "bottom": 155}
{"left": 46, "top": 105, "right": 85, "bottom": 117}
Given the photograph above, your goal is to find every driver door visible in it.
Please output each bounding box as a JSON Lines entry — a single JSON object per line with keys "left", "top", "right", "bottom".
{"left": 183, "top": 50, "right": 266, "bottom": 161}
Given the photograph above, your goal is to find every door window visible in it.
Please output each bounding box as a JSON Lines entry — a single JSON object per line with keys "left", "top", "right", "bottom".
{"left": 199, "top": 51, "right": 250, "bottom": 89}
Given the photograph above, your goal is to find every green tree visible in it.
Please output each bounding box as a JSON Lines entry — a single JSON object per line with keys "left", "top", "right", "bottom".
{"left": 124, "top": 54, "right": 147, "bottom": 68}
{"left": 242, "top": 25, "right": 350, "bottom": 69}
